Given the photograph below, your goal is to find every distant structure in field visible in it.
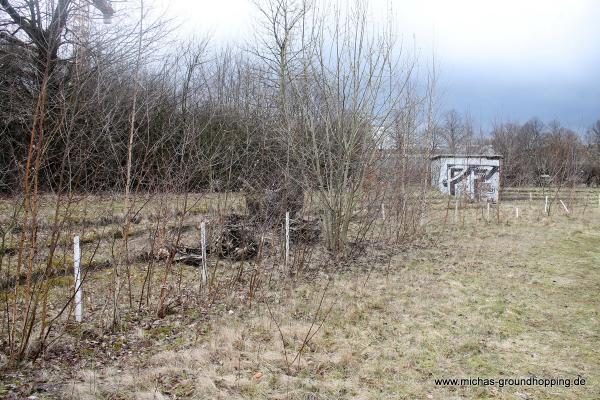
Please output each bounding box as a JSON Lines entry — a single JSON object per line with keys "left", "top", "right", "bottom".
{"left": 430, "top": 154, "right": 503, "bottom": 202}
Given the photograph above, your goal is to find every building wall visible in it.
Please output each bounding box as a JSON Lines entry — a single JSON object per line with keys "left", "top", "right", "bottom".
{"left": 430, "top": 158, "right": 442, "bottom": 188}
{"left": 432, "top": 156, "right": 501, "bottom": 202}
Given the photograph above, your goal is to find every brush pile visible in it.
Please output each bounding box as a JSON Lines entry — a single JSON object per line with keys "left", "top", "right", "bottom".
{"left": 214, "top": 214, "right": 260, "bottom": 260}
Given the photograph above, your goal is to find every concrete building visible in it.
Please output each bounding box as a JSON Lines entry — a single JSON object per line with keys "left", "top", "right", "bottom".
{"left": 431, "top": 154, "right": 502, "bottom": 202}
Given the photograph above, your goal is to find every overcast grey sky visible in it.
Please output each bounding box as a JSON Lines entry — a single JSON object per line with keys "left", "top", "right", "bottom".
{"left": 153, "top": 0, "right": 600, "bottom": 133}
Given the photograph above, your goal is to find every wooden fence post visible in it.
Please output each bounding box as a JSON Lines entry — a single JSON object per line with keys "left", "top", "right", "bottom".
{"left": 200, "top": 221, "right": 207, "bottom": 284}
{"left": 73, "top": 236, "right": 82, "bottom": 323}
{"left": 560, "top": 200, "right": 570, "bottom": 214}
{"left": 454, "top": 198, "right": 459, "bottom": 224}
{"left": 285, "top": 212, "right": 290, "bottom": 267}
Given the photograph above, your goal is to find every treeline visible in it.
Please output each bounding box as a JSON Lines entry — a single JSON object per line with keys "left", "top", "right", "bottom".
{"left": 428, "top": 109, "right": 600, "bottom": 187}
{"left": 0, "top": 0, "right": 438, "bottom": 200}
{"left": 1, "top": 0, "right": 442, "bottom": 251}
{"left": 489, "top": 119, "right": 600, "bottom": 187}
{"left": 0, "top": 19, "right": 282, "bottom": 193}
{"left": 2, "top": 1, "right": 596, "bottom": 199}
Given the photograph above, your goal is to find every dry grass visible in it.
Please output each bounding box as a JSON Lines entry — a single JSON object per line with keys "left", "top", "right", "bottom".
{"left": 59, "top": 200, "right": 600, "bottom": 399}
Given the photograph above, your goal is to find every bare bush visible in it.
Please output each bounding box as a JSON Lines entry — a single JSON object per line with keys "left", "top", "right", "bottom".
{"left": 0, "top": 0, "right": 438, "bottom": 365}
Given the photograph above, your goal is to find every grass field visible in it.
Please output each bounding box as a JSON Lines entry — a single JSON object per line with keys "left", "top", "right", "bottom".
{"left": 1, "top": 191, "right": 599, "bottom": 399}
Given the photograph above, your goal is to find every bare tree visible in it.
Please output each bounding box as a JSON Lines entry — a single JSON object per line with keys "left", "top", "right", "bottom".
{"left": 586, "top": 120, "right": 600, "bottom": 153}
{"left": 288, "top": 1, "right": 410, "bottom": 253}
{"left": 439, "top": 109, "right": 471, "bottom": 153}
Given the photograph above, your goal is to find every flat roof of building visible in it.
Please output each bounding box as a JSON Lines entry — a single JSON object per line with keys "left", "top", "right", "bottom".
{"left": 431, "top": 154, "right": 503, "bottom": 160}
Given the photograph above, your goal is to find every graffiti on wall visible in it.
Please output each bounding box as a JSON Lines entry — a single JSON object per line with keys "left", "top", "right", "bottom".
{"left": 432, "top": 156, "right": 501, "bottom": 202}
{"left": 443, "top": 164, "right": 499, "bottom": 200}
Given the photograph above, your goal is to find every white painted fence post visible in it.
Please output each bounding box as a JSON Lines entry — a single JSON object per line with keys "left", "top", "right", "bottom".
{"left": 200, "top": 221, "right": 207, "bottom": 284}
{"left": 73, "top": 236, "right": 82, "bottom": 323}
{"left": 381, "top": 203, "right": 386, "bottom": 220}
{"left": 454, "top": 198, "right": 459, "bottom": 223}
{"left": 560, "top": 200, "right": 570, "bottom": 214}
{"left": 544, "top": 196, "right": 548, "bottom": 214}
{"left": 285, "top": 212, "right": 290, "bottom": 267}
{"left": 515, "top": 207, "right": 519, "bottom": 219}
{"left": 529, "top": 192, "right": 532, "bottom": 202}
{"left": 487, "top": 202, "right": 490, "bottom": 220}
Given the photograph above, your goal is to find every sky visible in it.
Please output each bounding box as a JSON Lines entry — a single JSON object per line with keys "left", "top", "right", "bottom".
{"left": 148, "top": 0, "right": 600, "bottom": 133}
